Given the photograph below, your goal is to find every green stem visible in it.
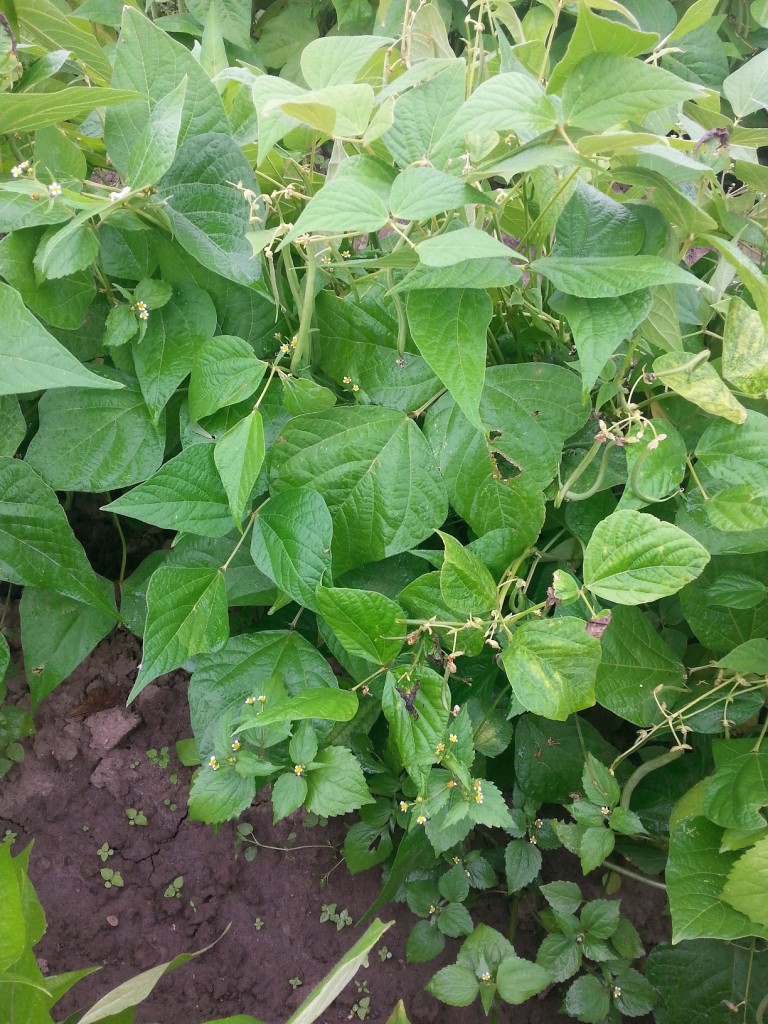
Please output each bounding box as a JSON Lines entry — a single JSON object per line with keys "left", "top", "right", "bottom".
{"left": 620, "top": 750, "right": 683, "bottom": 810}
{"left": 388, "top": 271, "right": 408, "bottom": 357}
{"left": 604, "top": 861, "right": 667, "bottom": 891}
{"left": 290, "top": 252, "right": 317, "bottom": 371}
{"left": 222, "top": 509, "right": 258, "bottom": 569}
{"left": 685, "top": 456, "right": 709, "bottom": 501}
{"left": 752, "top": 711, "right": 768, "bottom": 753}
{"left": 110, "top": 508, "right": 128, "bottom": 596}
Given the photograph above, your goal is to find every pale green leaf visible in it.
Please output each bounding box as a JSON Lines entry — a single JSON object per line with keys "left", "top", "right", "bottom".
{"left": 501, "top": 618, "right": 601, "bottom": 721}
{"left": 531, "top": 255, "right": 700, "bottom": 297}
{"left": 722, "top": 837, "right": 768, "bottom": 928}
{"left": 654, "top": 351, "right": 747, "bottom": 425}
{"left": 214, "top": 409, "right": 265, "bottom": 524}
{"left": 125, "top": 76, "right": 187, "bottom": 187}
{"left": 0, "top": 87, "right": 139, "bottom": 133}
{"left": 389, "top": 168, "right": 489, "bottom": 221}
{"left": 583, "top": 510, "right": 710, "bottom": 604}
{"left": 722, "top": 296, "right": 768, "bottom": 397}
{"left": 723, "top": 47, "right": 768, "bottom": 118}
{"left": 438, "top": 531, "right": 497, "bottom": 616}
{"left": 317, "top": 586, "right": 405, "bottom": 664}
{"left": 706, "top": 486, "right": 768, "bottom": 532}
{"left": 300, "top": 35, "right": 393, "bottom": 89}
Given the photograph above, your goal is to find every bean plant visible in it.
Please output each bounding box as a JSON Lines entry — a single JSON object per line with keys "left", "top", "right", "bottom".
{"left": 1, "top": 0, "right": 768, "bottom": 1020}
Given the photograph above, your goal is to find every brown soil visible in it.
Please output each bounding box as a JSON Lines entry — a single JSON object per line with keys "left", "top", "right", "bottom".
{"left": 0, "top": 616, "right": 668, "bottom": 1024}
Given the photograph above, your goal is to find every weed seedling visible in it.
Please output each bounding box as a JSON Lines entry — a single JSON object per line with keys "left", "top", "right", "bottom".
{"left": 288, "top": 977, "right": 302, "bottom": 990}
{"left": 125, "top": 808, "right": 148, "bottom": 826}
{"left": 320, "top": 903, "right": 352, "bottom": 930}
{"left": 97, "top": 842, "right": 114, "bottom": 862}
{"left": 350, "top": 984, "right": 371, "bottom": 1021}
{"left": 377, "top": 946, "right": 392, "bottom": 962}
{"left": 100, "top": 868, "right": 123, "bottom": 889}
{"left": 164, "top": 876, "right": 183, "bottom": 899}
{"left": 2, "top": 829, "right": 16, "bottom": 845}
{"left": 163, "top": 797, "right": 177, "bottom": 812}
{"left": 253, "top": 918, "right": 264, "bottom": 930}
{"left": 147, "top": 746, "right": 169, "bottom": 768}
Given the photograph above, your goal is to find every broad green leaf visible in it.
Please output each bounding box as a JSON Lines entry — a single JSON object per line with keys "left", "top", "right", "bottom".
{"left": 317, "top": 586, "right": 405, "bottom": 664}
{"left": 407, "top": 289, "right": 490, "bottom": 431}
{"left": 722, "top": 296, "right": 768, "bottom": 397}
{"left": 551, "top": 291, "right": 651, "bottom": 391}
{"left": 237, "top": 689, "right": 358, "bottom": 731}
{"left": 706, "top": 486, "right": 768, "bottom": 532}
{"left": 0, "top": 457, "right": 116, "bottom": 616}
{"left": 399, "top": 571, "right": 486, "bottom": 658}
{"left": 438, "top": 531, "right": 497, "bottom": 616}
{"left": 425, "top": 965, "right": 479, "bottom": 1007}
{"left": 705, "top": 742, "right": 768, "bottom": 831}
{"left": 0, "top": 393, "right": 26, "bottom": 454}
{"left": 0, "top": 282, "right": 120, "bottom": 395}
{"left": 667, "top": 0, "right": 719, "bottom": 40}
{"left": 281, "top": 84, "right": 375, "bottom": 137}
{"left": 496, "top": 956, "right": 551, "bottom": 1004}
{"left": 441, "top": 71, "right": 559, "bottom": 146}
{"left": 250, "top": 488, "right": 332, "bottom": 611}
{"left": 416, "top": 229, "right": 519, "bottom": 267}
{"left": 653, "top": 351, "right": 747, "bottom": 425}
{"left": 502, "top": 618, "right": 601, "bottom": 721}
{"left": 407, "top": 920, "right": 445, "bottom": 962}
{"left": 505, "top": 839, "right": 542, "bottom": 892}
{"left": 214, "top": 409, "right": 265, "bottom": 524}
{"left": 186, "top": 0, "right": 253, "bottom": 45}
{"left": 20, "top": 586, "right": 117, "bottom": 710}
{"left": 548, "top": 0, "right": 658, "bottom": 93}
{"left": 78, "top": 935, "right": 224, "bottom": 1023}
{"left": 25, "top": 376, "right": 164, "bottom": 491}
{"left": 157, "top": 133, "right": 262, "bottom": 286}
{"left": 723, "top": 46, "right": 768, "bottom": 118}
{"left": 189, "top": 336, "right": 268, "bottom": 420}
{"left": 103, "top": 443, "right": 233, "bottom": 538}
{"left": 595, "top": 606, "right": 685, "bottom": 725}
{"left": 300, "top": 35, "right": 393, "bottom": 89}
{"left": 190, "top": 631, "right": 339, "bottom": 757}
{"left": 667, "top": 782, "right": 768, "bottom": 942}
{"left": 531, "top": 255, "right": 700, "bottom": 298}
{"left": 0, "top": 845, "right": 24, "bottom": 973}
{"left": 680, "top": 556, "right": 768, "bottom": 653}
{"left": 125, "top": 77, "right": 187, "bottom": 187}
{"left": 717, "top": 639, "right": 768, "bottom": 674}
{"left": 562, "top": 54, "right": 705, "bottom": 130}
{"left": 695, "top": 411, "right": 768, "bottom": 491}
{"left": 315, "top": 289, "right": 440, "bottom": 414}
{"left": 269, "top": 406, "right": 448, "bottom": 575}
{"left": 564, "top": 975, "right": 610, "bottom": 1022}
{"left": 382, "top": 667, "right": 445, "bottom": 787}
{"left": 383, "top": 61, "right": 467, "bottom": 168}
{"left": 272, "top": 771, "right": 307, "bottom": 822}
{"left": 343, "top": 820, "right": 393, "bottom": 875}
{"left": 394, "top": 258, "right": 522, "bottom": 293}
{"left": 285, "top": 160, "right": 392, "bottom": 239}
{"left": 620, "top": 419, "right": 687, "bottom": 509}
{"left": 389, "top": 168, "right": 489, "bottom": 221}
{"left": 33, "top": 221, "right": 99, "bottom": 281}
{"left": 281, "top": 376, "right": 337, "bottom": 416}
{"left": 188, "top": 763, "right": 256, "bottom": 824}
{"left": 304, "top": 746, "right": 374, "bottom": 818}
{"left": 583, "top": 510, "right": 710, "bottom": 604}
{"left": 722, "top": 836, "right": 768, "bottom": 929}
{"left": 106, "top": 6, "right": 227, "bottom": 176}
{"left": 0, "top": 87, "right": 139, "bottom": 133}
{"left": 130, "top": 566, "right": 229, "bottom": 701}
{"left": 554, "top": 181, "right": 645, "bottom": 258}
{"left": 17, "top": 0, "right": 111, "bottom": 81}
{"left": 286, "top": 919, "right": 393, "bottom": 1024}
{"left": 0, "top": 228, "right": 95, "bottom": 329}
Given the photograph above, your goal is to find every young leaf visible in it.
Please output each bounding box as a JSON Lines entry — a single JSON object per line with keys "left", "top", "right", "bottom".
{"left": 125, "top": 76, "right": 187, "bottom": 187}
{"left": 316, "top": 586, "right": 405, "bottom": 664}
{"left": 381, "top": 668, "right": 445, "bottom": 788}
{"left": 501, "top": 618, "right": 602, "bottom": 721}
{"left": 304, "top": 746, "right": 374, "bottom": 818}
{"left": 584, "top": 510, "right": 710, "bottom": 604}
{"left": 723, "top": 46, "right": 768, "bottom": 118}
{"left": 531, "top": 255, "right": 699, "bottom": 298}
{"left": 438, "top": 531, "right": 497, "bottom": 616}
{"left": 406, "top": 920, "right": 445, "bottom": 962}
{"left": 564, "top": 975, "right": 610, "bottom": 1023}
{"left": 407, "top": 289, "right": 491, "bottom": 432}
{"left": 214, "top": 409, "right": 265, "bottom": 525}
{"left": 496, "top": 955, "right": 551, "bottom": 1004}
{"left": 189, "top": 335, "right": 267, "bottom": 420}
{"left": 425, "top": 965, "right": 479, "bottom": 1007}
{"left": 272, "top": 771, "right": 308, "bottom": 823}
{"left": 130, "top": 566, "right": 229, "bottom": 701}
{"left": 505, "top": 839, "right": 542, "bottom": 892}
{"left": 0, "top": 282, "right": 121, "bottom": 395}
{"left": 0, "top": 458, "right": 116, "bottom": 615}
{"left": 250, "top": 488, "right": 332, "bottom": 611}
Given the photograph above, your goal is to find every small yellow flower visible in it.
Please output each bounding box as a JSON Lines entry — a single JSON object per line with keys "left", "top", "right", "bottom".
{"left": 447, "top": 779, "right": 457, "bottom": 789}
{"left": 472, "top": 779, "right": 482, "bottom": 790}
{"left": 320, "top": 255, "right": 332, "bottom": 265}
{"left": 258, "top": 695, "right": 267, "bottom": 703}
{"left": 136, "top": 300, "right": 147, "bottom": 311}
{"left": 138, "top": 308, "right": 149, "bottom": 320}
{"left": 529, "top": 834, "right": 537, "bottom": 845}
{"left": 475, "top": 793, "right": 484, "bottom": 804}
{"left": 428, "top": 904, "right": 436, "bottom": 914}
{"left": 481, "top": 972, "right": 491, "bottom": 983}
{"left": 399, "top": 800, "right": 409, "bottom": 812}
{"left": 245, "top": 696, "right": 256, "bottom": 705}
{"left": 294, "top": 764, "right": 304, "bottom": 776}
{"left": 208, "top": 755, "right": 219, "bottom": 770}
{"left": 534, "top": 818, "right": 543, "bottom": 828}
{"left": 280, "top": 343, "right": 290, "bottom": 354}
{"left": 48, "top": 182, "right": 62, "bottom": 197}
{"left": 11, "top": 165, "right": 23, "bottom": 178}
{"left": 231, "top": 740, "right": 241, "bottom": 752}
{"left": 435, "top": 742, "right": 445, "bottom": 754}
{"left": 341, "top": 250, "right": 351, "bottom": 259}
{"left": 290, "top": 335, "right": 298, "bottom": 348}
{"left": 601, "top": 805, "right": 611, "bottom": 816}
{"left": 452, "top": 856, "right": 460, "bottom": 864}
{"left": 449, "top": 734, "right": 458, "bottom": 744}
{"left": 416, "top": 814, "right": 427, "bottom": 825}
{"left": 352, "top": 384, "right": 360, "bottom": 392}
{"left": 342, "top": 376, "right": 352, "bottom": 385}
{"left": 613, "top": 986, "right": 621, "bottom": 999}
